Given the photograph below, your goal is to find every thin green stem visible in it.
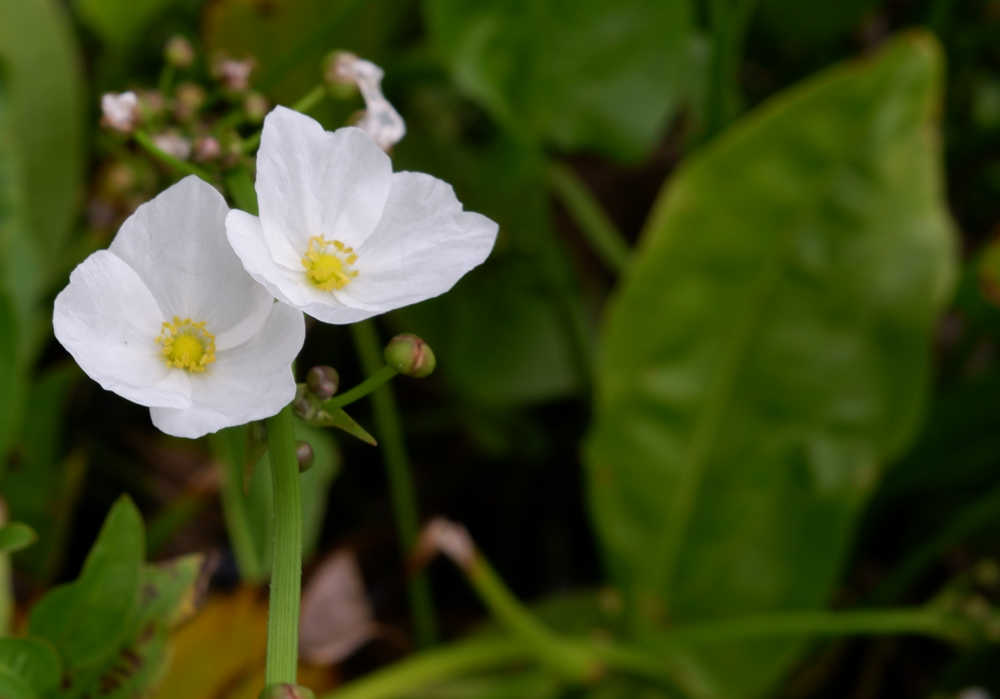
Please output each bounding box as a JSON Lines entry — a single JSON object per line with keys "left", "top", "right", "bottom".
{"left": 351, "top": 321, "right": 438, "bottom": 647}
{"left": 213, "top": 427, "right": 265, "bottom": 581}
{"left": 324, "top": 638, "right": 531, "bottom": 699}
{"left": 322, "top": 365, "right": 398, "bottom": 411}
{"left": 701, "top": 0, "right": 758, "bottom": 142}
{"left": 242, "top": 84, "right": 328, "bottom": 153}
{"left": 665, "top": 608, "right": 970, "bottom": 645}
{"left": 265, "top": 405, "right": 303, "bottom": 685}
{"left": 465, "top": 557, "right": 596, "bottom": 682}
{"left": 547, "top": 161, "right": 630, "bottom": 274}
{"left": 134, "top": 130, "right": 212, "bottom": 181}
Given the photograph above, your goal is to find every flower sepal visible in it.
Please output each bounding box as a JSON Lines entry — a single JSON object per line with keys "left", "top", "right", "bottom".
{"left": 292, "top": 385, "right": 377, "bottom": 446}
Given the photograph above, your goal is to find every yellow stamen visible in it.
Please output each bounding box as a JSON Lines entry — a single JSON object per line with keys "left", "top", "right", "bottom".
{"left": 301, "top": 236, "right": 359, "bottom": 291}
{"left": 156, "top": 316, "right": 216, "bottom": 372}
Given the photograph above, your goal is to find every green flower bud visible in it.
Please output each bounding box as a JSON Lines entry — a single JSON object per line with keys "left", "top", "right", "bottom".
{"left": 306, "top": 365, "right": 339, "bottom": 399}
{"left": 258, "top": 684, "right": 315, "bottom": 699}
{"left": 164, "top": 36, "right": 195, "bottom": 68}
{"left": 296, "top": 440, "right": 314, "bottom": 473}
{"left": 384, "top": 333, "right": 435, "bottom": 378}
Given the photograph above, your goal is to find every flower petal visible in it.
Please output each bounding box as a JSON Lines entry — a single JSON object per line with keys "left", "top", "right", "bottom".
{"left": 53, "top": 250, "right": 190, "bottom": 408}
{"left": 256, "top": 107, "right": 392, "bottom": 256}
{"left": 149, "top": 302, "right": 305, "bottom": 438}
{"left": 335, "top": 172, "right": 499, "bottom": 312}
{"left": 226, "top": 209, "right": 377, "bottom": 324}
{"left": 110, "top": 176, "right": 273, "bottom": 350}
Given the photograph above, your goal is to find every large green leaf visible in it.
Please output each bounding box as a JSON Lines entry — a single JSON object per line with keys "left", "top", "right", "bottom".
{"left": 28, "top": 497, "right": 144, "bottom": 673}
{"left": 425, "top": 0, "right": 697, "bottom": 161}
{"left": 0, "top": 0, "right": 84, "bottom": 289}
{"left": 74, "top": 0, "right": 175, "bottom": 48}
{"left": 585, "top": 33, "right": 955, "bottom": 695}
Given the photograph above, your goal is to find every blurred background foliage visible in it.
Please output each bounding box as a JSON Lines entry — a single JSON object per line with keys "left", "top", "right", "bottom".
{"left": 0, "top": 0, "right": 999, "bottom": 697}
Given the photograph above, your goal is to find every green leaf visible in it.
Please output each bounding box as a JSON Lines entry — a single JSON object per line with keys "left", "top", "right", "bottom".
{"left": 29, "top": 497, "right": 145, "bottom": 673}
{"left": 3, "top": 363, "right": 86, "bottom": 583}
{"left": 0, "top": 523, "right": 36, "bottom": 554}
{"left": 76, "top": 554, "right": 203, "bottom": 698}
{"left": 0, "top": 0, "right": 84, "bottom": 291}
{"left": 425, "top": 0, "right": 697, "bottom": 161}
{"left": 0, "top": 637, "right": 61, "bottom": 695}
{"left": 0, "top": 292, "right": 19, "bottom": 462}
{"left": 0, "top": 669, "right": 35, "bottom": 699}
{"left": 585, "top": 32, "right": 956, "bottom": 694}
{"left": 73, "top": 0, "right": 174, "bottom": 48}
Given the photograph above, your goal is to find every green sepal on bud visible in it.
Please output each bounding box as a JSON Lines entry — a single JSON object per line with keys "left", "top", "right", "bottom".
{"left": 258, "top": 684, "right": 315, "bottom": 699}
{"left": 384, "top": 333, "right": 436, "bottom": 378}
{"left": 306, "top": 365, "right": 339, "bottom": 399}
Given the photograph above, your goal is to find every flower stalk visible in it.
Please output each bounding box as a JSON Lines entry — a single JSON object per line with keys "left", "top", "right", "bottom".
{"left": 133, "top": 130, "right": 211, "bottom": 180}
{"left": 265, "top": 405, "right": 304, "bottom": 685}
{"left": 321, "top": 364, "right": 397, "bottom": 411}
{"left": 352, "top": 321, "right": 438, "bottom": 647}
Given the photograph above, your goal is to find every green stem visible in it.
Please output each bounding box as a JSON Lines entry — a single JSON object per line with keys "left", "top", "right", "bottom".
{"left": 213, "top": 427, "right": 265, "bottom": 581}
{"left": 134, "top": 130, "right": 212, "bottom": 181}
{"left": 701, "top": 0, "right": 758, "bottom": 142}
{"left": 351, "top": 321, "right": 438, "bottom": 647}
{"left": 322, "top": 365, "right": 397, "bottom": 411}
{"left": 265, "top": 405, "right": 303, "bottom": 685}
{"left": 547, "top": 161, "right": 630, "bottom": 273}
{"left": 324, "top": 638, "right": 531, "bottom": 699}
{"left": 242, "top": 84, "right": 327, "bottom": 153}
{"left": 665, "top": 608, "right": 969, "bottom": 645}
{"left": 0, "top": 504, "right": 10, "bottom": 635}
{"left": 465, "top": 557, "right": 596, "bottom": 682}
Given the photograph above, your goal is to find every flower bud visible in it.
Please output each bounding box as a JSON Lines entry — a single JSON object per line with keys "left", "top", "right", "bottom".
{"left": 306, "top": 365, "right": 339, "bottom": 399}
{"left": 296, "top": 441, "right": 314, "bottom": 473}
{"left": 384, "top": 334, "right": 435, "bottom": 378}
{"left": 258, "top": 684, "right": 315, "bottom": 699}
{"left": 244, "top": 92, "right": 269, "bottom": 124}
{"left": 152, "top": 130, "right": 192, "bottom": 160}
{"left": 174, "top": 82, "right": 206, "bottom": 121}
{"left": 323, "top": 51, "right": 360, "bottom": 89}
{"left": 214, "top": 56, "right": 255, "bottom": 92}
{"left": 292, "top": 384, "right": 318, "bottom": 421}
{"left": 101, "top": 91, "right": 139, "bottom": 133}
{"left": 164, "top": 35, "right": 195, "bottom": 68}
{"left": 194, "top": 136, "right": 221, "bottom": 163}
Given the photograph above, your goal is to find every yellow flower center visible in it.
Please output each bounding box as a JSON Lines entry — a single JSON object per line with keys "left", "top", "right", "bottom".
{"left": 156, "top": 316, "right": 216, "bottom": 372}
{"left": 301, "top": 236, "right": 358, "bottom": 291}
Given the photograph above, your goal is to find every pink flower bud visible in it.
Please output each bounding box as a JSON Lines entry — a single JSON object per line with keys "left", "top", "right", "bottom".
{"left": 101, "top": 92, "right": 139, "bottom": 133}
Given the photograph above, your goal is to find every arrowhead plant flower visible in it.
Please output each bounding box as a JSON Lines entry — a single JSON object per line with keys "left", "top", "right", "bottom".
{"left": 225, "top": 106, "right": 499, "bottom": 324}
{"left": 53, "top": 176, "right": 305, "bottom": 439}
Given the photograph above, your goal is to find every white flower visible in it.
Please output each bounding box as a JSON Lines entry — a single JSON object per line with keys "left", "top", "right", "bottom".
{"left": 325, "top": 52, "right": 405, "bottom": 150}
{"left": 53, "top": 176, "right": 305, "bottom": 439}
{"left": 225, "top": 107, "right": 499, "bottom": 324}
{"left": 101, "top": 91, "right": 139, "bottom": 132}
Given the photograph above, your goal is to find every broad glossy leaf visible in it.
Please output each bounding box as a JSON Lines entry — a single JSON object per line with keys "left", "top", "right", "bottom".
{"left": 586, "top": 33, "right": 955, "bottom": 694}
{"left": 29, "top": 496, "right": 144, "bottom": 672}
{"left": 0, "top": 637, "right": 61, "bottom": 695}
{"left": 425, "top": 0, "right": 696, "bottom": 160}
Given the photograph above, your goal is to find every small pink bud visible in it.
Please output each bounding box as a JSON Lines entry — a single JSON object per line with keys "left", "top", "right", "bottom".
{"left": 101, "top": 91, "right": 139, "bottom": 133}
{"left": 174, "top": 82, "right": 206, "bottom": 121}
{"left": 214, "top": 57, "right": 255, "bottom": 92}
{"left": 152, "top": 131, "right": 192, "bottom": 160}
{"left": 193, "top": 136, "right": 221, "bottom": 162}
{"left": 244, "top": 92, "right": 269, "bottom": 124}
